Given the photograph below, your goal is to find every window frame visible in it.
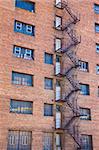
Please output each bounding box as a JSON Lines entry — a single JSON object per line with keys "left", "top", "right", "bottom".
{"left": 95, "top": 23, "right": 99, "bottom": 33}
{"left": 14, "top": 20, "right": 35, "bottom": 36}
{"left": 7, "top": 130, "right": 32, "bottom": 150}
{"left": 81, "top": 134, "right": 93, "bottom": 150}
{"left": 44, "top": 52, "right": 53, "bottom": 65}
{"left": 10, "top": 99, "right": 33, "bottom": 115}
{"left": 80, "top": 107, "right": 91, "bottom": 120}
{"left": 55, "top": 38, "right": 62, "bottom": 51}
{"left": 96, "top": 43, "right": 99, "bottom": 53}
{"left": 44, "top": 77, "right": 53, "bottom": 90}
{"left": 55, "top": 0, "right": 62, "bottom": 9}
{"left": 43, "top": 132, "right": 53, "bottom": 150}
{"left": 13, "top": 45, "right": 34, "bottom": 60}
{"left": 79, "top": 60, "right": 89, "bottom": 72}
{"left": 15, "top": 0, "right": 35, "bottom": 13}
{"left": 80, "top": 83, "right": 90, "bottom": 95}
{"left": 12, "top": 71, "right": 33, "bottom": 87}
{"left": 94, "top": 4, "right": 99, "bottom": 14}
{"left": 55, "top": 15, "right": 62, "bottom": 30}
{"left": 44, "top": 103, "right": 53, "bottom": 116}
{"left": 96, "top": 64, "right": 99, "bottom": 74}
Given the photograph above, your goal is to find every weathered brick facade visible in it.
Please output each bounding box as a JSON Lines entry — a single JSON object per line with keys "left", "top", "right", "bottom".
{"left": 0, "top": 0, "right": 99, "bottom": 150}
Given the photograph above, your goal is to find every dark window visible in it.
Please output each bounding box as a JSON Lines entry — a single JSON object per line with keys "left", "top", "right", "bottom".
{"left": 7, "top": 130, "right": 32, "bottom": 150}
{"left": 10, "top": 100, "right": 33, "bottom": 114}
{"left": 12, "top": 72, "right": 33, "bottom": 86}
{"left": 80, "top": 108, "right": 91, "bottom": 120}
{"left": 79, "top": 60, "right": 88, "bottom": 72}
{"left": 13, "top": 46, "right": 34, "bottom": 60}
{"left": 44, "top": 104, "right": 53, "bottom": 116}
{"left": 43, "top": 133, "right": 53, "bottom": 150}
{"left": 44, "top": 78, "right": 53, "bottom": 90}
{"left": 96, "top": 65, "right": 99, "bottom": 74}
{"left": 44, "top": 53, "right": 53, "bottom": 64}
{"left": 96, "top": 44, "right": 99, "bottom": 53}
{"left": 56, "top": 55, "right": 61, "bottom": 62}
{"left": 15, "top": 0, "right": 35, "bottom": 12}
{"left": 80, "top": 84, "right": 90, "bottom": 95}
{"left": 14, "top": 20, "right": 35, "bottom": 36}
{"left": 95, "top": 23, "right": 99, "bottom": 33}
{"left": 98, "top": 86, "right": 99, "bottom": 97}
{"left": 94, "top": 4, "right": 99, "bottom": 14}
{"left": 81, "top": 135, "right": 93, "bottom": 150}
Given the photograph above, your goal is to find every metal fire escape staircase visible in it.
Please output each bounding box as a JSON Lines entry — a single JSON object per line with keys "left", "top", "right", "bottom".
{"left": 55, "top": 1, "right": 81, "bottom": 149}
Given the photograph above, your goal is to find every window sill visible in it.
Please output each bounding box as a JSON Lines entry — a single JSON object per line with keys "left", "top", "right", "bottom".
{"left": 10, "top": 111, "right": 33, "bottom": 115}
{"left": 15, "top": 7, "right": 35, "bottom": 14}
{"left": 12, "top": 82, "right": 33, "bottom": 87}
{"left": 44, "top": 115, "right": 54, "bottom": 117}
{"left": 13, "top": 54, "right": 34, "bottom": 61}
{"left": 79, "top": 69, "right": 89, "bottom": 72}
{"left": 44, "top": 88, "right": 53, "bottom": 90}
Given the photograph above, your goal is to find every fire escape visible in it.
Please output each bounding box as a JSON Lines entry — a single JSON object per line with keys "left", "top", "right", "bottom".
{"left": 54, "top": 0, "right": 81, "bottom": 149}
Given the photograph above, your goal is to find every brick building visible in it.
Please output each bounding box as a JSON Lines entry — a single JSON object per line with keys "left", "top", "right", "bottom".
{"left": 0, "top": 0, "right": 99, "bottom": 150}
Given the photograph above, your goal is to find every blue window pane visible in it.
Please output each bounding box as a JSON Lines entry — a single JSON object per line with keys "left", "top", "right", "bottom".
{"left": 95, "top": 24, "right": 99, "bottom": 33}
{"left": 10, "top": 100, "right": 33, "bottom": 114}
{"left": 12, "top": 72, "right": 33, "bottom": 86}
{"left": 94, "top": 4, "right": 99, "bottom": 14}
{"left": 80, "top": 84, "right": 89, "bottom": 95}
{"left": 44, "top": 53, "right": 53, "bottom": 64}
{"left": 13, "top": 45, "right": 34, "bottom": 60}
{"left": 44, "top": 104, "right": 53, "bottom": 116}
{"left": 15, "top": 0, "right": 35, "bottom": 12}
{"left": 45, "top": 78, "right": 53, "bottom": 90}
{"left": 96, "top": 44, "right": 99, "bottom": 53}
{"left": 14, "top": 20, "right": 35, "bottom": 36}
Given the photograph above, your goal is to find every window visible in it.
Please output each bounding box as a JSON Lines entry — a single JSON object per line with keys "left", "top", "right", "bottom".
{"left": 7, "top": 130, "right": 32, "bottom": 150}
{"left": 56, "top": 134, "right": 61, "bottom": 149}
{"left": 55, "top": 16, "right": 62, "bottom": 30}
{"left": 96, "top": 44, "right": 99, "bottom": 53}
{"left": 56, "top": 105, "right": 61, "bottom": 129}
{"left": 81, "top": 135, "right": 93, "bottom": 150}
{"left": 44, "top": 104, "right": 53, "bottom": 116}
{"left": 10, "top": 100, "right": 33, "bottom": 114}
{"left": 55, "top": 38, "right": 62, "bottom": 51}
{"left": 96, "top": 65, "right": 99, "bottom": 74}
{"left": 13, "top": 46, "right": 34, "bottom": 60}
{"left": 80, "top": 108, "right": 91, "bottom": 120}
{"left": 12, "top": 72, "right": 33, "bottom": 86}
{"left": 43, "top": 133, "right": 53, "bottom": 150}
{"left": 79, "top": 60, "right": 88, "bottom": 72}
{"left": 44, "top": 53, "right": 53, "bottom": 64}
{"left": 95, "top": 23, "right": 99, "bottom": 33}
{"left": 44, "top": 78, "right": 53, "bottom": 90}
{"left": 14, "top": 20, "right": 35, "bottom": 36}
{"left": 55, "top": 0, "right": 62, "bottom": 8}
{"left": 80, "top": 84, "right": 90, "bottom": 95}
{"left": 56, "top": 80, "right": 61, "bottom": 100}
{"left": 94, "top": 4, "right": 99, "bottom": 14}
{"left": 15, "top": 0, "right": 35, "bottom": 12}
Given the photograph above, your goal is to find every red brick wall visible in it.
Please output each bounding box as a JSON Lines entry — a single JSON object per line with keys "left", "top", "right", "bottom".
{"left": 0, "top": 0, "right": 99, "bottom": 149}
